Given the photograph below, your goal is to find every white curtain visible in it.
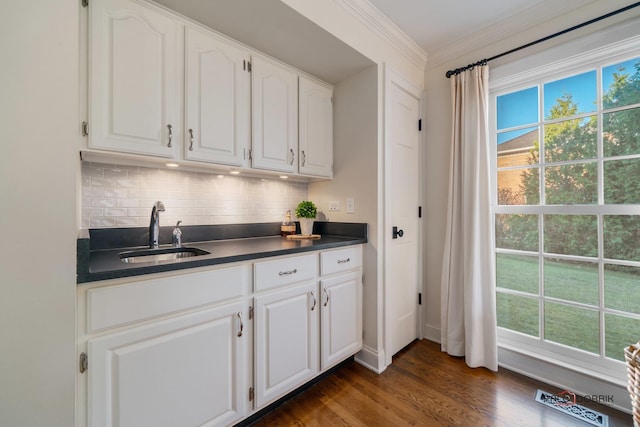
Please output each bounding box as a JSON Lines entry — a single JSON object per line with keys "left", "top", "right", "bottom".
{"left": 440, "top": 65, "right": 498, "bottom": 371}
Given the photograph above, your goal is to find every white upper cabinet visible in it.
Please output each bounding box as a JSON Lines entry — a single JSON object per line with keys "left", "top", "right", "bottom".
{"left": 89, "top": 0, "right": 179, "bottom": 157}
{"left": 86, "top": 0, "right": 334, "bottom": 179}
{"left": 184, "top": 26, "right": 251, "bottom": 167}
{"left": 299, "top": 76, "right": 333, "bottom": 177}
{"left": 251, "top": 55, "right": 298, "bottom": 174}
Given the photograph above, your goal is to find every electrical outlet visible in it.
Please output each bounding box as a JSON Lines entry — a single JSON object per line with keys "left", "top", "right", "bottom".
{"left": 346, "top": 198, "right": 355, "bottom": 214}
{"left": 329, "top": 201, "right": 340, "bottom": 211}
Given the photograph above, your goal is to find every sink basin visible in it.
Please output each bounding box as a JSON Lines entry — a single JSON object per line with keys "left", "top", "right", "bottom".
{"left": 119, "top": 247, "right": 210, "bottom": 264}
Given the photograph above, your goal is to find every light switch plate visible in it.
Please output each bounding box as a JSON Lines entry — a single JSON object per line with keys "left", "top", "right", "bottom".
{"left": 346, "top": 198, "right": 355, "bottom": 213}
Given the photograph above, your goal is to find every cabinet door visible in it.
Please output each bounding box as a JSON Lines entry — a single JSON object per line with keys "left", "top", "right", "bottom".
{"left": 251, "top": 55, "right": 298, "bottom": 173}
{"left": 299, "top": 76, "right": 333, "bottom": 177}
{"left": 90, "top": 0, "right": 179, "bottom": 157}
{"left": 254, "top": 281, "right": 318, "bottom": 408}
{"left": 88, "top": 301, "right": 247, "bottom": 427}
{"left": 185, "top": 26, "right": 250, "bottom": 166}
{"left": 320, "top": 271, "right": 362, "bottom": 370}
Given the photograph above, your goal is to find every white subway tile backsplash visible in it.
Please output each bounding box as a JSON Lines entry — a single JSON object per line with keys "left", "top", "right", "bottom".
{"left": 81, "top": 162, "right": 308, "bottom": 228}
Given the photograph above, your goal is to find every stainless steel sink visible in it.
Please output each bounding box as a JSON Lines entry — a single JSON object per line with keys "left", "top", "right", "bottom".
{"left": 119, "top": 247, "right": 210, "bottom": 264}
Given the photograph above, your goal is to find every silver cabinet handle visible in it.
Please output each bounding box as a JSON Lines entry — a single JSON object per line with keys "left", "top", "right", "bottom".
{"left": 278, "top": 269, "right": 297, "bottom": 276}
{"left": 337, "top": 258, "right": 350, "bottom": 264}
{"left": 289, "top": 148, "right": 295, "bottom": 165}
{"left": 323, "top": 288, "right": 329, "bottom": 307}
{"left": 167, "top": 124, "right": 173, "bottom": 147}
{"left": 301, "top": 150, "right": 306, "bottom": 167}
{"left": 310, "top": 291, "right": 317, "bottom": 311}
{"left": 237, "top": 312, "right": 244, "bottom": 337}
{"left": 188, "top": 128, "right": 194, "bottom": 151}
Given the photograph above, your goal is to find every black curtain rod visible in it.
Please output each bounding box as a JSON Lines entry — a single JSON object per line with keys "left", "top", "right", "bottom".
{"left": 445, "top": 1, "right": 640, "bottom": 78}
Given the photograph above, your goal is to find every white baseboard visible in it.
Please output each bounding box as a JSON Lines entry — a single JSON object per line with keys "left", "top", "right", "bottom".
{"left": 423, "top": 324, "right": 441, "bottom": 343}
{"left": 355, "top": 345, "right": 387, "bottom": 374}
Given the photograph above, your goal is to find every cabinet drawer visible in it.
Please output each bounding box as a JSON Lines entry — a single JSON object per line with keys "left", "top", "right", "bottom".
{"left": 87, "top": 265, "right": 246, "bottom": 332}
{"left": 320, "top": 246, "right": 362, "bottom": 276}
{"left": 254, "top": 254, "right": 317, "bottom": 292}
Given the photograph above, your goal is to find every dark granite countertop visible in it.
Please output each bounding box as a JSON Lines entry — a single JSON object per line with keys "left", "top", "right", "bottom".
{"left": 77, "top": 222, "right": 367, "bottom": 284}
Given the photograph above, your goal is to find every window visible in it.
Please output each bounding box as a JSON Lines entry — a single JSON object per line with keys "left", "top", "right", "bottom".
{"left": 493, "top": 50, "right": 640, "bottom": 381}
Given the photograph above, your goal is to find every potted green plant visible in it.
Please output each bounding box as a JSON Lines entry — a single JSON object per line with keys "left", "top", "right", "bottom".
{"left": 295, "top": 200, "right": 317, "bottom": 235}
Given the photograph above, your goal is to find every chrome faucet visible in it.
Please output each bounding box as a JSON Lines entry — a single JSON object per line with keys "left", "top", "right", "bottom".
{"left": 149, "top": 201, "right": 166, "bottom": 248}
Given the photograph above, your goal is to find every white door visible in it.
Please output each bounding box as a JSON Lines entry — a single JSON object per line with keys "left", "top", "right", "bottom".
{"left": 184, "top": 26, "right": 250, "bottom": 166}
{"left": 299, "top": 76, "right": 333, "bottom": 177}
{"left": 251, "top": 55, "right": 298, "bottom": 173}
{"left": 320, "top": 271, "right": 362, "bottom": 370}
{"left": 254, "top": 282, "right": 318, "bottom": 408}
{"left": 88, "top": 301, "right": 247, "bottom": 427}
{"left": 90, "top": 0, "right": 178, "bottom": 157}
{"left": 384, "top": 67, "right": 421, "bottom": 363}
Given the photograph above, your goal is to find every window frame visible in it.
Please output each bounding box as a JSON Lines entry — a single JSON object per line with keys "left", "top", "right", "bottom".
{"left": 490, "top": 38, "right": 640, "bottom": 386}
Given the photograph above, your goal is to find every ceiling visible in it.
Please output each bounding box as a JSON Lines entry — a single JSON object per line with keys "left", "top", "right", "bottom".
{"left": 155, "top": 0, "right": 640, "bottom": 82}
{"left": 367, "top": 0, "right": 640, "bottom": 67}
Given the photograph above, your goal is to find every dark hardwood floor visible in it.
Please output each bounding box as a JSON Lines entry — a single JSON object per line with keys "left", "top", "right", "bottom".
{"left": 250, "top": 339, "right": 633, "bottom": 426}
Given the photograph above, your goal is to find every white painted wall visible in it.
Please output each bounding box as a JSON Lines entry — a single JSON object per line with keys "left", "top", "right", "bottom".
{"left": 0, "top": 1, "right": 78, "bottom": 425}
{"left": 309, "top": 65, "right": 381, "bottom": 369}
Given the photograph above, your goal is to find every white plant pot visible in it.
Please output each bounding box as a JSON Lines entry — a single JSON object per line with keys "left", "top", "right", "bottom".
{"left": 299, "top": 218, "right": 315, "bottom": 236}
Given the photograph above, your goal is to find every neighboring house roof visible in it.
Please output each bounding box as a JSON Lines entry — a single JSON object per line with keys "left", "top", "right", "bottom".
{"left": 498, "top": 129, "right": 537, "bottom": 153}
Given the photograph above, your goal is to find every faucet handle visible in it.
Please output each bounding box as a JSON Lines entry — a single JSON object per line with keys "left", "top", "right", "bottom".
{"left": 172, "top": 221, "right": 183, "bottom": 248}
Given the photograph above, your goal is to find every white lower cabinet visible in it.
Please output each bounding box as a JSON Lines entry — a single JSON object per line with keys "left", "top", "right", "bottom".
{"left": 320, "top": 270, "right": 362, "bottom": 370}
{"left": 78, "top": 246, "right": 362, "bottom": 426}
{"left": 88, "top": 301, "right": 247, "bottom": 427}
{"left": 253, "top": 281, "right": 319, "bottom": 408}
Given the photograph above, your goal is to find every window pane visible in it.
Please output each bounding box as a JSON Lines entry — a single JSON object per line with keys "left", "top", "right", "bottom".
{"left": 497, "top": 127, "right": 539, "bottom": 153}
{"left": 544, "top": 301, "right": 599, "bottom": 354}
{"left": 496, "top": 214, "right": 538, "bottom": 251}
{"left": 603, "top": 57, "right": 640, "bottom": 109}
{"left": 604, "top": 215, "right": 640, "bottom": 261}
{"left": 544, "top": 70, "right": 597, "bottom": 119}
{"left": 604, "top": 159, "right": 640, "bottom": 204}
{"left": 603, "top": 107, "right": 640, "bottom": 157}
{"left": 543, "top": 117, "right": 597, "bottom": 162}
{"left": 497, "top": 87, "right": 538, "bottom": 130}
{"left": 544, "top": 259, "right": 598, "bottom": 305}
{"left": 498, "top": 168, "right": 539, "bottom": 205}
{"left": 605, "top": 313, "right": 640, "bottom": 362}
{"left": 544, "top": 215, "right": 597, "bottom": 257}
{"left": 605, "top": 264, "right": 640, "bottom": 314}
{"left": 497, "top": 292, "right": 539, "bottom": 336}
{"left": 497, "top": 253, "right": 539, "bottom": 294}
{"left": 545, "top": 163, "right": 597, "bottom": 205}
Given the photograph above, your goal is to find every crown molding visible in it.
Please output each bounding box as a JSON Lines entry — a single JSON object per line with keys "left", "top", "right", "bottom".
{"left": 333, "top": 0, "right": 427, "bottom": 70}
{"left": 426, "top": 0, "right": 596, "bottom": 69}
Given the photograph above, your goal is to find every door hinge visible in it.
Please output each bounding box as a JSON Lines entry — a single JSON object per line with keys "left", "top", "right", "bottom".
{"left": 249, "top": 306, "right": 254, "bottom": 320}
{"left": 418, "top": 293, "right": 422, "bottom": 305}
{"left": 249, "top": 387, "right": 254, "bottom": 401}
{"left": 82, "top": 121, "right": 89, "bottom": 137}
{"left": 418, "top": 206, "right": 422, "bottom": 218}
{"left": 418, "top": 119, "right": 422, "bottom": 131}
{"left": 79, "top": 352, "right": 88, "bottom": 373}
{"left": 82, "top": 0, "right": 88, "bottom": 7}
